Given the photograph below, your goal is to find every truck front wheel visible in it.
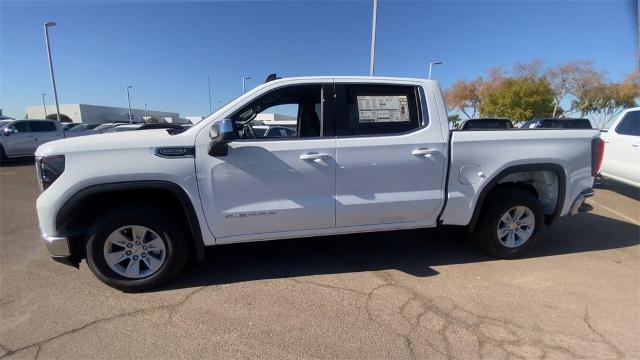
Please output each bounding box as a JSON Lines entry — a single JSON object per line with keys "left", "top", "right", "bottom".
{"left": 474, "top": 188, "right": 544, "bottom": 258}
{"left": 85, "top": 205, "right": 188, "bottom": 292}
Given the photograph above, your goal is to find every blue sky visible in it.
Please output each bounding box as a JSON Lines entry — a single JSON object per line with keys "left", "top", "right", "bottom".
{"left": 1, "top": 0, "right": 637, "bottom": 119}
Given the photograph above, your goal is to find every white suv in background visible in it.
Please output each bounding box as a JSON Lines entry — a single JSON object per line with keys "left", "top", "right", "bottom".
{"left": 600, "top": 107, "right": 640, "bottom": 188}
{"left": 0, "top": 119, "right": 64, "bottom": 164}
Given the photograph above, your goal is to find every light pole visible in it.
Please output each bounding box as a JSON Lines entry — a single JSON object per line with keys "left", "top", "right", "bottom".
{"left": 41, "top": 93, "right": 47, "bottom": 117}
{"left": 218, "top": 100, "right": 223, "bottom": 109}
{"left": 44, "top": 21, "right": 61, "bottom": 122}
{"left": 126, "top": 85, "right": 133, "bottom": 124}
{"left": 369, "top": 0, "right": 378, "bottom": 77}
{"left": 144, "top": 103, "right": 148, "bottom": 120}
{"left": 208, "top": 75, "right": 212, "bottom": 113}
{"left": 428, "top": 61, "right": 443, "bottom": 80}
{"left": 242, "top": 76, "right": 251, "bottom": 94}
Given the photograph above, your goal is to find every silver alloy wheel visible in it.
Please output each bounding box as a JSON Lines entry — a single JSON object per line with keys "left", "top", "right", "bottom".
{"left": 497, "top": 206, "right": 535, "bottom": 248}
{"left": 103, "top": 225, "right": 167, "bottom": 279}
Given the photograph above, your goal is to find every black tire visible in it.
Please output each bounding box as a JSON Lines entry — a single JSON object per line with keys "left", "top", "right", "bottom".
{"left": 0, "top": 145, "right": 6, "bottom": 166}
{"left": 85, "top": 205, "right": 189, "bottom": 292}
{"left": 473, "top": 188, "right": 544, "bottom": 259}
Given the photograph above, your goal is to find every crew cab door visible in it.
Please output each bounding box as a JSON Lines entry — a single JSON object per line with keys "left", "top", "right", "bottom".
{"left": 333, "top": 82, "right": 447, "bottom": 227}
{"left": 195, "top": 81, "right": 336, "bottom": 240}
{"left": 29, "top": 121, "right": 64, "bottom": 148}
{"left": 601, "top": 109, "right": 640, "bottom": 185}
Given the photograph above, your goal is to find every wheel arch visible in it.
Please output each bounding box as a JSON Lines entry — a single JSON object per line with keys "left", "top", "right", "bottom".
{"left": 467, "top": 163, "right": 567, "bottom": 233}
{"left": 56, "top": 181, "right": 206, "bottom": 264}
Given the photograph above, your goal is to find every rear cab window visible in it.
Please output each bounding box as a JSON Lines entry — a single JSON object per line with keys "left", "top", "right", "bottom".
{"left": 30, "top": 121, "right": 57, "bottom": 132}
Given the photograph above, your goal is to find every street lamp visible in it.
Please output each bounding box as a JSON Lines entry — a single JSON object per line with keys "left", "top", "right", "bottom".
{"left": 44, "top": 21, "right": 61, "bottom": 122}
{"left": 428, "top": 61, "right": 443, "bottom": 80}
{"left": 144, "top": 103, "right": 148, "bottom": 120}
{"left": 369, "top": 0, "right": 378, "bottom": 77}
{"left": 242, "top": 77, "right": 251, "bottom": 94}
{"left": 208, "top": 75, "right": 212, "bottom": 113}
{"left": 125, "top": 85, "right": 133, "bottom": 124}
{"left": 41, "top": 93, "right": 47, "bottom": 117}
{"left": 218, "top": 100, "right": 223, "bottom": 109}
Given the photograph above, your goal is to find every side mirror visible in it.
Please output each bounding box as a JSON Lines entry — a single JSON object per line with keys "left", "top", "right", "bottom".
{"left": 208, "top": 119, "right": 235, "bottom": 156}
{"left": 3, "top": 128, "right": 15, "bottom": 136}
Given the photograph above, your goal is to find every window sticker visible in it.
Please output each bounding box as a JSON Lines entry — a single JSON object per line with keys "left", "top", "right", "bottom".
{"left": 357, "top": 95, "right": 410, "bottom": 123}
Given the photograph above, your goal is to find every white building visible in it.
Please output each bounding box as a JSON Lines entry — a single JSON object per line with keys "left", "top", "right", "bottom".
{"left": 26, "top": 104, "right": 181, "bottom": 124}
{"left": 253, "top": 113, "right": 296, "bottom": 128}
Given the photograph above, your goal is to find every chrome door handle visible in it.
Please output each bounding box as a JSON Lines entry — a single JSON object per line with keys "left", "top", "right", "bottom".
{"left": 299, "top": 152, "right": 330, "bottom": 161}
{"left": 411, "top": 149, "right": 438, "bottom": 157}
{"left": 632, "top": 144, "right": 639, "bottom": 147}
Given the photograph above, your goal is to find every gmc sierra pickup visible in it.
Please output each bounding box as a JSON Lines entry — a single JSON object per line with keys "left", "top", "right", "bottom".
{"left": 35, "top": 76, "right": 603, "bottom": 291}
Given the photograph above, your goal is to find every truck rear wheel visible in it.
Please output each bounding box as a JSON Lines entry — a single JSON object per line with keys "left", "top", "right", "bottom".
{"left": 474, "top": 188, "right": 543, "bottom": 258}
{"left": 85, "top": 205, "right": 188, "bottom": 292}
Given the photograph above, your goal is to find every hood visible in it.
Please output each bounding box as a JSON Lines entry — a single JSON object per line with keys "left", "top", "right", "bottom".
{"left": 35, "top": 129, "right": 193, "bottom": 157}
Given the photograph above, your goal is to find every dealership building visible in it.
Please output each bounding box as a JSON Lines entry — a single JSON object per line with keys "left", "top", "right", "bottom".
{"left": 26, "top": 104, "right": 182, "bottom": 124}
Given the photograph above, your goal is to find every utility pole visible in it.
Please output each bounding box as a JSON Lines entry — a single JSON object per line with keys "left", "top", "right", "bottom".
{"left": 44, "top": 21, "right": 61, "bottom": 122}
{"left": 126, "top": 85, "right": 133, "bottom": 124}
{"left": 208, "top": 75, "right": 212, "bottom": 113}
{"left": 242, "top": 77, "right": 251, "bottom": 94}
{"left": 428, "top": 61, "right": 443, "bottom": 80}
{"left": 41, "top": 93, "right": 47, "bottom": 117}
{"left": 369, "top": 0, "right": 378, "bottom": 77}
{"left": 144, "top": 103, "right": 148, "bottom": 120}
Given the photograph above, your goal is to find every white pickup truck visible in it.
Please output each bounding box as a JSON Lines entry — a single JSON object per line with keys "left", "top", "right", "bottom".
{"left": 35, "top": 77, "right": 602, "bottom": 291}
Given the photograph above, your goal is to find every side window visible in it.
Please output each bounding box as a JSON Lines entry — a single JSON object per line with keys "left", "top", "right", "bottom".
{"left": 30, "top": 121, "right": 57, "bottom": 132}
{"left": 9, "top": 121, "right": 30, "bottom": 133}
{"left": 232, "top": 84, "right": 324, "bottom": 140}
{"left": 336, "top": 84, "right": 422, "bottom": 136}
{"left": 615, "top": 111, "right": 639, "bottom": 136}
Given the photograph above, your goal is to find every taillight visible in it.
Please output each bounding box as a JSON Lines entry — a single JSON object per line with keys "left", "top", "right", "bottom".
{"left": 591, "top": 137, "right": 604, "bottom": 176}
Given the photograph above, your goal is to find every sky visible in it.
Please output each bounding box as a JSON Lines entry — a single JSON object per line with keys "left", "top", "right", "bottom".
{"left": 1, "top": 0, "right": 637, "bottom": 119}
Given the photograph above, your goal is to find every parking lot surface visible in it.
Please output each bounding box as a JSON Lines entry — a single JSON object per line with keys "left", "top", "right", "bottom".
{"left": 1, "top": 162, "right": 638, "bottom": 359}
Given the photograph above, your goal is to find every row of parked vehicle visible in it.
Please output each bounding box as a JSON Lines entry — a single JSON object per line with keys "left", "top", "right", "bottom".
{"left": 0, "top": 119, "right": 191, "bottom": 163}
{"left": 456, "top": 117, "right": 593, "bottom": 130}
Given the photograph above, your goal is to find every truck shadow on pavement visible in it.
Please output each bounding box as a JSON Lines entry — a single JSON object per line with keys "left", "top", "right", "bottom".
{"left": 164, "top": 212, "right": 639, "bottom": 291}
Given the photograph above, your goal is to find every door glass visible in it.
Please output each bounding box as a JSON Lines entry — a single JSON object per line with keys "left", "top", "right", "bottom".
{"left": 616, "top": 111, "right": 639, "bottom": 136}
{"left": 30, "top": 121, "right": 57, "bottom": 132}
{"left": 9, "top": 122, "right": 30, "bottom": 133}
{"left": 232, "top": 84, "right": 323, "bottom": 139}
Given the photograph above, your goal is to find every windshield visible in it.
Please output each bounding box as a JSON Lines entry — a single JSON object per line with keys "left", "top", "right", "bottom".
{"left": 0, "top": 120, "right": 12, "bottom": 129}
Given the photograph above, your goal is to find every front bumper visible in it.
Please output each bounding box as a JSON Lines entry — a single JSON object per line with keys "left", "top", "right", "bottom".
{"left": 41, "top": 231, "right": 70, "bottom": 257}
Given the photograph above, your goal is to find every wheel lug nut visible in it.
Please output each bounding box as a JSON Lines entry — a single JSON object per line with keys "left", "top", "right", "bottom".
{"left": 142, "top": 246, "right": 147, "bottom": 250}
{"left": 135, "top": 241, "right": 141, "bottom": 245}
{"left": 127, "top": 243, "right": 133, "bottom": 248}
{"left": 125, "top": 251, "right": 131, "bottom": 256}
{"left": 133, "top": 255, "right": 138, "bottom": 260}
{"left": 142, "top": 253, "right": 146, "bottom": 258}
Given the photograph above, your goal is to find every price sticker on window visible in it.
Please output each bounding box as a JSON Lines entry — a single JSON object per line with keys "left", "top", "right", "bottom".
{"left": 357, "top": 95, "right": 410, "bottom": 123}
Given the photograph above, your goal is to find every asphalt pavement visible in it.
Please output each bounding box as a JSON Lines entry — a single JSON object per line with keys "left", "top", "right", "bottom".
{"left": 1, "top": 161, "right": 638, "bottom": 359}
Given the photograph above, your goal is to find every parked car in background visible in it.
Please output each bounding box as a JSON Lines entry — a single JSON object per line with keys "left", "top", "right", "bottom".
{"left": 92, "top": 123, "right": 129, "bottom": 133}
{"left": 253, "top": 125, "right": 297, "bottom": 137}
{"left": 599, "top": 108, "right": 639, "bottom": 188}
{"left": 0, "top": 119, "right": 64, "bottom": 163}
{"left": 520, "top": 118, "right": 593, "bottom": 129}
{"left": 62, "top": 123, "right": 81, "bottom": 131}
{"left": 35, "top": 76, "right": 601, "bottom": 291}
{"left": 64, "top": 123, "right": 102, "bottom": 138}
{"left": 458, "top": 118, "right": 513, "bottom": 130}
{"left": 105, "top": 124, "right": 143, "bottom": 133}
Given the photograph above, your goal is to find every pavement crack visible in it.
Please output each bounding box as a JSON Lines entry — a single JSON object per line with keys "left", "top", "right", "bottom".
{"left": 289, "top": 278, "right": 369, "bottom": 297}
{"left": 583, "top": 307, "right": 624, "bottom": 358}
{"left": 0, "top": 286, "right": 208, "bottom": 359}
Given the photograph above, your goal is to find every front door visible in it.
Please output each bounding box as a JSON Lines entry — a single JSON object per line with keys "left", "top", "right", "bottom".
{"left": 195, "top": 81, "right": 336, "bottom": 239}
{"left": 333, "top": 83, "right": 447, "bottom": 227}
{"left": 3, "top": 121, "right": 35, "bottom": 157}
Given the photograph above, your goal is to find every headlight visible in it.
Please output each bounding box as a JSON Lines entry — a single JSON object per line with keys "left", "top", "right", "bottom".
{"left": 36, "top": 155, "right": 65, "bottom": 191}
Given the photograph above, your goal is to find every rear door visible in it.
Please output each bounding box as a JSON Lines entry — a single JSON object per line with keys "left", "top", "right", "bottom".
{"left": 30, "top": 121, "right": 63, "bottom": 148}
{"left": 334, "top": 82, "right": 447, "bottom": 227}
{"left": 601, "top": 110, "right": 640, "bottom": 185}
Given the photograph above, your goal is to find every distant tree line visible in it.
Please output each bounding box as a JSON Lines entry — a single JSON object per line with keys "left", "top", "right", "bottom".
{"left": 444, "top": 60, "right": 639, "bottom": 128}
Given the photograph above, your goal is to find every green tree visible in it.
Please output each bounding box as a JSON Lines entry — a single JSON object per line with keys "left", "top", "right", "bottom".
{"left": 479, "top": 77, "right": 555, "bottom": 121}
{"left": 45, "top": 113, "right": 73, "bottom": 122}
{"left": 447, "top": 114, "right": 461, "bottom": 128}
